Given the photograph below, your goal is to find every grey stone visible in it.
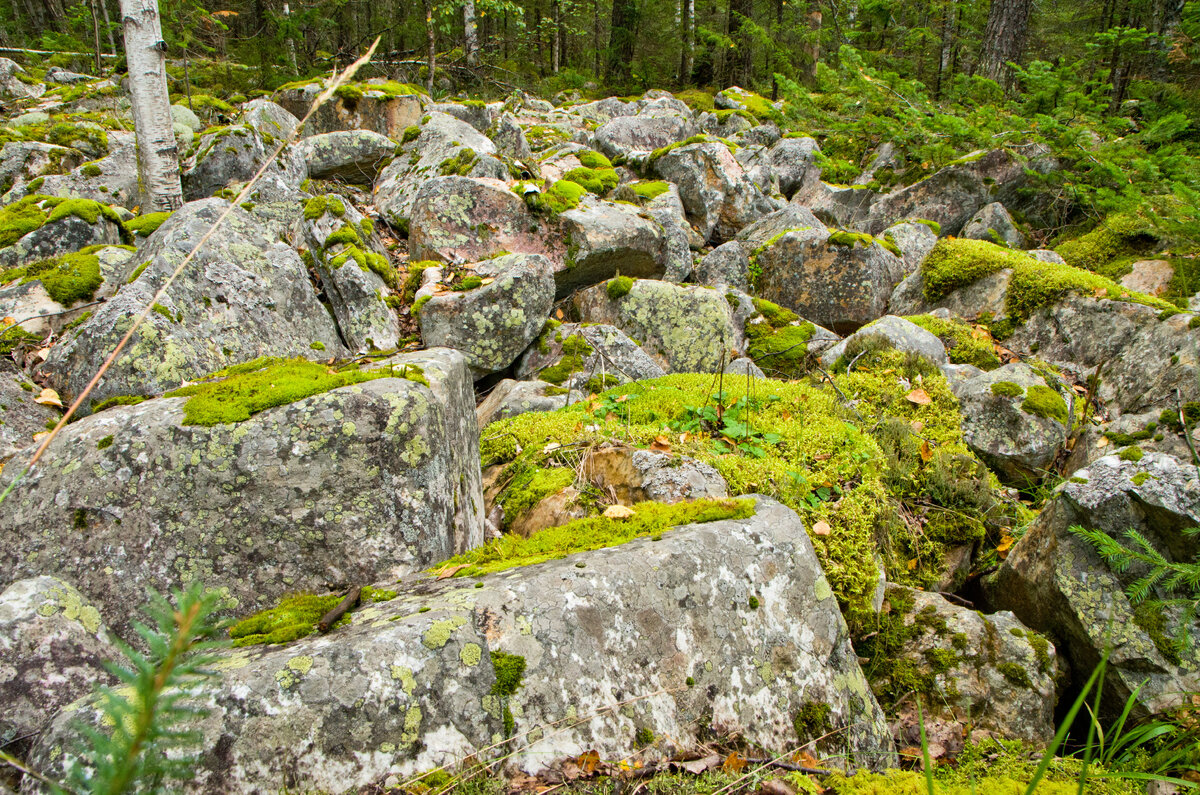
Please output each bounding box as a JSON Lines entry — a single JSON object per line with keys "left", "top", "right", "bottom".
{"left": 476, "top": 379, "right": 577, "bottom": 428}
{"left": 695, "top": 241, "right": 750, "bottom": 290}
{"left": 23, "top": 131, "right": 140, "bottom": 210}
{"left": 0, "top": 142, "right": 83, "bottom": 199}
{"left": 40, "top": 199, "right": 347, "bottom": 411}
{"left": 819, "top": 316, "right": 948, "bottom": 369}
{"left": 961, "top": 202, "right": 1025, "bottom": 249}
{"left": 581, "top": 446, "right": 728, "bottom": 504}
{"left": 766, "top": 136, "right": 821, "bottom": 198}
{"left": 171, "top": 103, "right": 203, "bottom": 132}
{"left": 488, "top": 112, "right": 533, "bottom": 166}
{"left": 182, "top": 124, "right": 305, "bottom": 202}
{"left": 29, "top": 497, "right": 895, "bottom": 793}
{"left": 881, "top": 221, "right": 938, "bottom": 275}
{"left": 558, "top": 198, "right": 671, "bottom": 297}
{"left": 0, "top": 59, "right": 43, "bottom": 100}
{"left": 888, "top": 267, "right": 1012, "bottom": 320}
{"left": 986, "top": 452, "right": 1200, "bottom": 718}
{"left": 593, "top": 114, "right": 693, "bottom": 160}
{"left": 1, "top": 349, "right": 483, "bottom": 641}
{"left": 273, "top": 80, "right": 424, "bottom": 139}
{"left": 514, "top": 322, "right": 665, "bottom": 389}
{"left": 724, "top": 356, "right": 765, "bottom": 379}
{"left": 1029, "top": 249, "right": 1066, "bottom": 264}
{"left": 735, "top": 204, "right": 827, "bottom": 252}
{"left": 0, "top": 372, "right": 55, "bottom": 463}
{"left": 240, "top": 98, "right": 301, "bottom": 141}
{"left": 300, "top": 130, "right": 398, "bottom": 184}
{"left": 45, "top": 66, "right": 95, "bottom": 84}
{"left": 419, "top": 253, "right": 555, "bottom": 378}
{"left": 794, "top": 182, "right": 879, "bottom": 230}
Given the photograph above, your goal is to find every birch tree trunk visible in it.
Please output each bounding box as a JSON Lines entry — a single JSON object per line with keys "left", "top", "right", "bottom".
{"left": 463, "top": 0, "right": 479, "bottom": 67}
{"left": 283, "top": 1, "right": 299, "bottom": 74}
{"left": 678, "top": 0, "right": 693, "bottom": 83}
{"left": 119, "top": 0, "right": 183, "bottom": 211}
{"left": 100, "top": 0, "right": 118, "bottom": 57}
{"left": 423, "top": 0, "right": 436, "bottom": 95}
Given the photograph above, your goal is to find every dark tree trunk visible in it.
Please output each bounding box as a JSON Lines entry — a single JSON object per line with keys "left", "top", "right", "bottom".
{"left": 934, "top": 0, "right": 956, "bottom": 99}
{"left": 607, "top": 0, "right": 638, "bottom": 84}
{"left": 979, "top": 0, "right": 1032, "bottom": 85}
{"left": 801, "top": 0, "right": 821, "bottom": 87}
{"left": 727, "top": 0, "right": 753, "bottom": 86}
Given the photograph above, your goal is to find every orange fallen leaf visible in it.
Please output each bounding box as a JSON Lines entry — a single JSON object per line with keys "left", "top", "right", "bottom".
{"left": 435, "top": 563, "right": 469, "bottom": 579}
{"left": 650, "top": 435, "right": 672, "bottom": 452}
{"left": 906, "top": 557, "right": 919, "bottom": 571}
{"left": 576, "top": 750, "right": 600, "bottom": 775}
{"left": 919, "top": 440, "right": 934, "bottom": 462}
{"left": 723, "top": 752, "right": 746, "bottom": 773}
{"left": 603, "top": 505, "right": 635, "bottom": 519}
{"left": 812, "top": 520, "right": 832, "bottom": 536}
{"left": 906, "top": 388, "right": 932, "bottom": 406}
{"left": 555, "top": 309, "right": 564, "bottom": 319}
{"left": 35, "top": 388, "right": 62, "bottom": 408}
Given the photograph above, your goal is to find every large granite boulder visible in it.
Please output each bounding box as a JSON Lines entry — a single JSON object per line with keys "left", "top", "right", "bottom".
{"left": 299, "top": 130, "right": 398, "bottom": 184}
{"left": 514, "top": 322, "right": 665, "bottom": 389}
{"left": 961, "top": 202, "right": 1025, "bottom": 249}
{"left": 0, "top": 58, "right": 44, "bottom": 100}
{"left": 765, "top": 136, "right": 821, "bottom": 198}
{"left": 0, "top": 577, "right": 119, "bottom": 752}
{"left": 592, "top": 113, "right": 693, "bottom": 160}
{"left": 695, "top": 241, "right": 750, "bottom": 290}
{"left": 0, "top": 197, "right": 125, "bottom": 271}
{"left": 418, "top": 253, "right": 555, "bottom": 378}
{"left": 986, "top": 452, "right": 1200, "bottom": 718}
{"left": 40, "top": 199, "right": 347, "bottom": 412}
{"left": 819, "top": 315, "right": 948, "bottom": 369}
{"left": 408, "top": 176, "right": 552, "bottom": 264}
{"left": 0, "top": 142, "right": 83, "bottom": 198}
{"left": 0, "top": 372, "right": 56, "bottom": 462}
{"left": 29, "top": 497, "right": 895, "bottom": 793}
{"left": 273, "top": 80, "right": 425, "bottom": 139}
{"left": 182, "top": 124, "right": 306, "bottom": 201}
{"left": 20, "top": 131, "right": 141, "bottom": 210}
{"left": 557, "top": 198, "right": 673, "bottom": 296}
{"left": 572, "top": 279, "right": 744, "bottom": 373}
{"left": 240, "top": 98, "right": 301, "bottom": 141}
{"left": 0, "top": 349, "right": 483, "bottom": 640}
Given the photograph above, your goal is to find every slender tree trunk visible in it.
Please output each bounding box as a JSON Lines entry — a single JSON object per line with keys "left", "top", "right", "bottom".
{"left": 679, "top": 0, "right": 693, "bottom": 83}
{"left": 463, "top": 0, "right": 479, "bottom": 67}
{"left": 552, "top": 0, "right": 561, "bottom": 72}
{"left": 802, "top": 0, "right": 821, "bottom": 87}
{"left": 423, "top": 0, "right": 436, "bottom": 94}
{"left": 978, "top": 0, "right": 1032, "bottom": 85}
{"left": 607, "top": 0, "right": 638, "bottom": 83}
{"left": 594, "top": 0, "right": 601, "bottom": 76}
{"left": 934, "top": 0, "right": 956, "bottom": 99}
{"left": 88, "top": 0, "right": 103, "bottom": 72}
{"left": 283, "top": 2, "right": 299, "bottom": 74}
{"left": 119, "top": 0, "right": 182, "bottom": 211}
{"left": 101, "top": 0, "right": 118, "bottom": 56}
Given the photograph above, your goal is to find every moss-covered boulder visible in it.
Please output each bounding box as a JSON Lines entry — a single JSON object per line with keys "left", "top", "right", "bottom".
{"left": 880, "top": 219, "right": 939, "bottom": 274}
{"left": 752, "top": 229, "right": 906, "bottom": 334}
{"left": 572, "top": 279, "right": 743, "bottom": 373}
{"left": 956, "top": 363, "right": 1070, "bottom": 487}
{"left": 18, "top": 130, "right": 141, "bottom": 210}
{"left": 0, "top": 245, "right": 135, "bottom": 337}
{"left": 418, "top": 253, "right": 555, "bottom": 378}
{"left": 407, "top": 176, "right": 554, "bottom": 264}
{"left": 986, "top": 452, "right": 1200, "bottom": 719}
{"left": 592, "top": 110, "right": 694, "bottom": 161}
{"left": 30, "top": 497, "right": 894, "bottom": 792}
{"left": 0, "top": 195, "right": 125, "bottom": 271}
{"left": 514, "top": 321, "right": 665, "bottom": 391}
{"left": 182, "top": 124, "right": 306, "bottom": 202}
{"left": 0, "top": 349, "right": 483, "bottom": 642}
{"left": 0, "top": 141, "right": 83, "bottom": 198}
{"left": 239, "top": 97, "right": 300, "bottom": 141}
{"left": 0, "top": 576, "right": 119, "bottom": 754}
{"left": 272, "top": 78, "right": 425, "bottom": 139}
{"left": 299, "top": 129, "right": 398, "bottom": 185}
{"left": 0, "top": 57, "right": 44, "bottom": 100}
{"left": 297, "top": 194, "right": 402, "bottom": 352}
{"left": 40, "top": 199, "right": 347, "bottom": 412}
{"left": 374, "top": 111, "right": 499, "bottom": 227}
{"left": 819, "top": 315, "right": 949, "bottom": 370}
{"left": 961, "top": 201, "right": 1026, "bottom": 249}
{"left": 863, "top": 586, "right": 1060, "bottom": 746}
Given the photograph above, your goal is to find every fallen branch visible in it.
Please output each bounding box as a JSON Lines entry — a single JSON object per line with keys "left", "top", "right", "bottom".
{"left": 318, "top": 586, "right": 361, "bottom": 632}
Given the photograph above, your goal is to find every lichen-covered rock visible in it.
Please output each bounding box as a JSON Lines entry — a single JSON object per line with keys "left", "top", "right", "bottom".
{"left": 0, "top": 58, "right": 43, "bottom": 100}
{"left": 419, "top": 254, "right": 554, "bottom": 378}
{"left": 986, "top": 452, "right": 1200, "bottom": 717}
{"left": 514, "top": 322, "right": 665, "bottom": 389}
{"left": 650, "top": 139, "right": 780, "bottom": 244}
{"left": 961, "top": 202, "right": 1025, "bottom": 249}
{"left": 299, "top": 130, "right": 398, "bottom": 184}
{"left": 476, "top": 378, "right": 577, "bottom": 428}
{"left": 273, "top": 80, "right": 425, "bottom": 138}
{"left": 0, "top": 142, "right": 83, "bottom": 198}
{"left": 1118, "top": 259, "right": 1174, "bottom": 297}
{"left": 23, "top": 131, "right": 140, "bottom": 210}
{"left": 0, "top": 349, "right": 483, "bottom": 641}
{"left": 592, "top": 113, "right": 693, "bottom": 160}
{"left": 880, "top": 221, "right": 938, "bottom": 275}
{"left": 40, "top": 199, "right": 347, "bottom": 411}
{"left": 0, "top": 577, "right": 118, "bottom": 752}
{"left": 572, "top": 279, "right": 743, "bottom": 373}
{"left": 28, "top": 496, "right": 894, "bottom": 794}
{"left": 488, "top": 112, "right": 534, "bottom": 166}
{"left": 0, "top": 200, "right": 125, "bottom": 271}
{"left": 0, "top": 372, "right": 55, "bottom": 462}
{"left": 582, "top": 446, "right": 728, "bottom": 504}
{"left": 753, "top": 232, "right": 907, "bottom": 334}
{"left": 862, "top": 147, "right": 1055, "bottom": 236}
{"left": 819, "top": 316, "right": 948, "bottom": 369}
{"left": 695, "top": 241, "right": 750, "bottom": 290}
{"left": 735, "top": 204, "right": 826, "bottom": 251}
{"left": 957, "top": 363, "right": 1069, "bottom": 487}
{"left": 297, "top": 195, "right": 401, "bottom": 352}
{"left": 558, "top": 198, "right": 672, "bottom": 296}
{"left": 877, "top": 586, "right": 1059, "bottom": 745}
{"left": 408, "top": 176, "right": 554, "bottom": 265}
{"left": 240, "top": 98, "right": 300, "bottom": 141}
{"left": 0, "top": 245, "right": 135, "bottom": 338}
{"left": 182, "top": 124, "right": 305, "bottom": 201}
{"left": 766, "top": 136, "right": 821, "bottom": 198}
{"left": 374, "top": 112, "right": 498, "bottom": 227}
{"left": 793, "top": 182, "right": 880, "bottom": 231}
{"left": 428, "top": 101, "right": 497, "bottom": 132}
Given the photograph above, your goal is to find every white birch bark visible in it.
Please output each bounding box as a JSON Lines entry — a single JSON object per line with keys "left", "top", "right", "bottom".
{"left": 119, "top": 0, "right": 183, "bottom": 211}
{"left": 463, "top": 0, "right": 479, "bottom": 67}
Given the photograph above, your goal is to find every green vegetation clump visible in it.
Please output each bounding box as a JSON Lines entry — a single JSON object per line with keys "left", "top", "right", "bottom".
{"left": 647, "top": 134, "right": 725, "bottom": 163}
{"left": 92, "top": 395, "right": 147, "bottom": 412}
{"left": 745, "top": 302, "right": 816, "bottom": 380}
{"left": 629, "top": 180, "right": 670, "bottom": 201}
{"left": 228, "top": 586, "right": 397, "bottom": 647}
{"left": 525, "top": 125, "right": 570, "bottom": 151}
{"left": 991, "top": 380, "right": 1025, "bottom": 398}
{"left": 906, "top": 314, "right": 1002, "bottom": 370}
{"left": 45, "top": 198, "right": 123, "bottom": 227}
{"left": 921, "top": 238, "right": 1174, "bottom": 324}
{"left": 401, "top": 125, "right": 422, "bottom": 144}
{"left": 1, "top": 252, "right": 102, "bottom": 305}
{"left": 438, "top": 147, "right": 478, "bottom": 176}
{"left": 433, "top": 498, "right": 755, "bottom": 577}
{"left": 1056, "top": 213, "right": 1158, "bottom": 278}
{"left": 126, "top": 212, "right": 172, "bottom": 238}
{"left": 537, "top": 333, "right": 595, "bottom": 384}
{"left": 165, "top": 357, "right": 395, "bottom": 426}
{"left": 562, "top": 166, "right": 618, "bottom": 195}
{"left": 607, "top": 274, "right": 634, "bottom": 300}
{"left": 576, "top": 150, "right": 613, "bottom": 169}
{"left": 673, "top": 89, "right": 716, "bottom": 112}
{"left": 0, "top": 195, "right": 56, "bottom": 247}
{"left": 541, "top": 179, "right": 587, "bottom": 214}
{"left": 498, "top": 466, "right": 576, "bottom": 530}
{"left": 1118, "top": 445, "right": 1145, "bottom": 462}
{"left": 1021, "top": 384, "right": 1069, "bottom": 424}
{"left": 81, "top": 163, "right": 102, "bottom": 177}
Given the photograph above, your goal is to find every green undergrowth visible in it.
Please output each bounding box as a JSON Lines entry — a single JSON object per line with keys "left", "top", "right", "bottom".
{"left": 0, "top": 251, "right": 102, "bottom": 305}
{"left": 921, "top": 238, "right": 1175, "bottom": 325}
{"left": 125, "top": 211, "right": 173, "bottom": 238}
{"left": 433, "top": 498, "right": 755, "bottom": 577}
{"left": 629, "top": 180, "right": 670, "bottom": 202}
{"left": 1056, "top": 213, "right": 1159, "bottom": 279}
{"left": 905, "top": 314, "right": 1002, "bottom": 370}
{"left": 0, "top": 195, "right": 125, "bottom": 251}
{"left": 228, "top": 586, "right": 399, "bottom": 647}
{"left": 497, "top": 465, "right": 577, "bottom": 531}
{"left": 744, "top": 298, "right": 815, "bottom": 379}
{"left": 480, "top": 355, "right": 1022, "bottom": 626}
{"left": 165, "top": 357, "right": 427, "bottom": 426}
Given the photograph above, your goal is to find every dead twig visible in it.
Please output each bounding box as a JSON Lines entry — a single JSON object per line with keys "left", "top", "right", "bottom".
{"left": 317, "top": 586, "right": 362, "bottom": 632}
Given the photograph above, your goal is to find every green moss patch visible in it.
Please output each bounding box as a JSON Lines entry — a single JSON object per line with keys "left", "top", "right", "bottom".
{"left": 563, "top": 166, "right": 618, "bottom": 195}
{"left": 541, "top": 179, "right": 586, "bottom": 213}
{"left": 1, "top": 251, "right": 102, "bottom": 306}
{"left": 745, "top": 302, "right": 815, "bottom": 380}
{"left": 438, "top": 148, "right": 478, "bottom": 177}
{"left": 1056, "top": 213, "right": 1158, "bottom": 279}
{"left": 498, "top": 466, "right": 576, "bottom": 530}
{"left": 537, "top": 333, "right": 595, "bottom": 384}
{"left": 229, "top": 586, "right": 398, "bottom": 647}
{"left": 434, "top": 498, "right": 755, "bottom": 577}
{"left": 126, "top": 211, "right": 172, "bottom": 238}
{"left": 606, "top": 275, "right": 634, "bottom": 300}
{"left": 629, "top": 180, "right": 670, "bottom": 202}
{"left": 1020, "top": 384, "right": 1068, "bottom": 424}
{"left": 991, "top": 381, "right": 1025, "bottom": 398}
{"left": 905, "top": 314, "right": 1001, "bottom": 370}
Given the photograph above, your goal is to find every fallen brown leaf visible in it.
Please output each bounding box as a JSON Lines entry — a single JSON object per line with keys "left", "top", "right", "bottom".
{"left": 812, "top": 520, "right": 832, "bottom": 536}
{"left": 650, "top": 435, "right": 672, "bottom": 452}
{"left": 760, "top": 779, "right": 796, "bottom": 795}
{"left": 680, "top": 754, "right": 721, "bottom": 775}
{"left": 35, "top": 388, "right": 62, "bottom": 408}
{"left": 906, "top": 388, "right": 932, "bottom": 406}
{"left": 435, "top": 564, "right": 468, "bottom": 579}
{"left": 919, "top": 440, "right": 934, "bottom": 462}
{"left": 722, "top": 752, "right": 746, "bottom": 773}
{"left": 603, "top": 505, "right": 636, "bottom": 519}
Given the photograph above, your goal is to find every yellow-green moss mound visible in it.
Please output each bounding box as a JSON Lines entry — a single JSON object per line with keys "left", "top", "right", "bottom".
{"left": 229, "top": 586, "right": 398, "bottom": 647}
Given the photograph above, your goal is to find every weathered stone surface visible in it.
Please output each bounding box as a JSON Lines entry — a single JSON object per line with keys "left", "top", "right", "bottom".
{"left": 476, "top": 379, "right": 576, "bottom": 428}
{"left": 488, "top": 112, "right": 533, "bottom": 165}
{"left": 582, "top": 447, "right": 728, "bottom": 504}
{"left": 695, "top": 241, "right": 750, "bottom": 290}
{"left": 408, "top": 176, "right": 556, "bottom": 264}
{"left": 0, "top": 207, "right": 124, "bottom": 272}
{"left": 573, "top": 279, "right": 743, "bottom": 373}
{"left": 1, "top": 349, "right": 483, "bottom": 640}
{"left": 300, "top": 130, "right": 398, "bottom": 184}
{"left": 419, "top": 254, "right": 554, "bottom": 377}
{"left": 986, "top": 452, "right": 1200, "bottom": 717}
{"left": 297, "top": 196, "right": 401, "bottom": 351}
{"left": 558, "top": 198, "right": 671, "bottom": 296}
{"left": 880, "top": 586, "right": 1059, "bottom": 745}
{"left": 753, "top": 234, "right": 906, "bottom": 334}
{"left": 881, "top": 220, "right": 938, "bottom": 275}
{"left": 724, "top": 356, "right": 766, "bottom": 379}
{"left": 45, "top": 67, "right": 94, "bottom": 85}
{"left": 0, "top": 245, "right": 135, "bottom": 338}
{"left": 30, "top": 497, "right": 895, "bottom": 794}
{"left": 735, "top": 204, "right": 826, "bottom": 252}
{"left": 1119, "top": 259, "right": 1174, "bottom": 297}
{"left": 0, "top": 577, "right": 118, "bottom": 752}
{"left": 24, "top": 131, "right": 140, "bottom": 210}
{"left": 428, "top": 101, "right": 496, "bottom": 132}
{"left": 273, "top": 81, "right": 425, "bottom": 138}
{"left": 593, "top": 114, "right": 693, "bottom": 160}
{"left": 0, "top": 58, "right": 43, "bottom": 100}
{"left": 794, "top": 182, "right": 879, "bottom": 231}
{"left": 40, "top": 199, "right": 347, "bottom": 411}
{"left": 961, "top": 202, "right": 1025, "bottom": 249}
{"left": 650, "top": 140, "right": 780, "bottom": 244}
{"left": 240, "top": 98, "right": 301, "bottom": 140}
{"left": 819, "top": 315, "right": 948, "bottom": 369}
{"left": 514, "top": 322, "right": 665, "bottom": 388}
{"left": 0, "top": 372, "right": 55, "bottom": 463}
{"left": 888, "top": 267, "right": 1012, "bottom": 320}
{"left": 0, "top": 142, "right": 83, "bottom": 198}
{"left": 766, "top": 136, "right": 821, "bottom": 198}
{"left": 182, "top": 124, "right": 305, "bottom": 201}
{"left": 958, "top": 363, "right": 1069, "bottom": 487}
{"left": 374, "top": 112, "right": 498, "bottom": 226}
